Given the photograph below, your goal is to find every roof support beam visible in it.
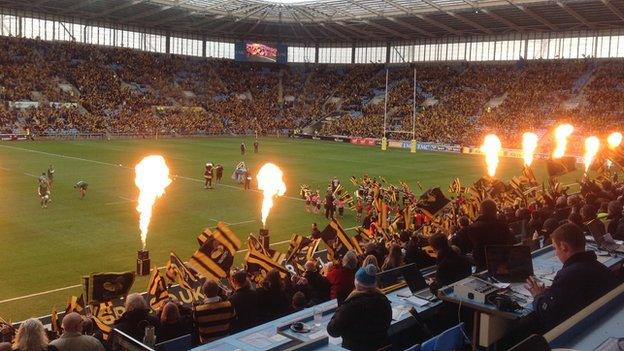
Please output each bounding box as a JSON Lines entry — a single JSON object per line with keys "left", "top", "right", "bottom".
{"left": 292, "top": 13, "right": 317, "bottom": 40}
{"left": 95, "top": 0, "right": 146, "bottom": 18}
{"left": 505, "top": 0, "right": 558, "bottom": 30}
{"left": 555, "top": 1, "right": 593, "bottom": 28}
{"left": 387, "top": 17, "right": 435, "bottom": 37}
{"left": 125, "top": 5, "right": 173, "bottom": 22}
{"left": 421, "top": 0, "right": 493, "bottom": 34}
{"left": 335, "top": 21, "right": 384, "bottom": 40}
{"left": 364, "top": 20, "right": 411, "bottom": 39}
{"left": 415, "top": 14, "right": 461, "bottom": 35}
{"left": 149, "top": 10, "right": 196, "bottom": 26}
{"left": 480, "top": 9, "right": 524, "bottom": 32}
{"left": 244, "top": 9, "right": 271, "bottom": 35}
{"left": 63, "top": 0, "right": 99, "bottom": 11}
{"left": 600, "top": 0, "right": 624, "bottom": 21}
{"left": 233, "top": 3, "right": 271, "bottom": 22}
{"left": 318, "top": 23, "right": 354, "bottom": 41}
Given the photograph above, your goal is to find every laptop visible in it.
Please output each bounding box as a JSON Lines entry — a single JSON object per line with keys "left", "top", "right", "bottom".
{"left": 587, "top": 219, "right": 624, "bottom": 253}
{"left": 400, "top": 264, "right": 436, "bottom": 301}
{"left": 485, "top": 245, "right": 534, "bottom": 283}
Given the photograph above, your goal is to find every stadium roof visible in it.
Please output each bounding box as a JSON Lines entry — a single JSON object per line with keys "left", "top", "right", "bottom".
{"left": 3, "top": 0, "right": 624, "bottom": 42}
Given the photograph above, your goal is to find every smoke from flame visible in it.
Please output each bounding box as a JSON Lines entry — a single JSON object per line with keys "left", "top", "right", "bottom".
{"left": 135, "top": 155, "right": 172, "bottom": 249}
{"left": 522, "top": 132, "right": 538, "bottom": 167}
{"left": 256, "top": 163, "right": 286, "bottom": 228}
{"left": 552, "top": 124, "right": 574, "bottom": 159}
{"left": 480, "top": 134, "right": 502, "bottom": 177}
{"left": 607, "top": 132, "right": 622, "bottom": 150}
{"left": 583, "top": 136, "right": 600, "bottom": 173}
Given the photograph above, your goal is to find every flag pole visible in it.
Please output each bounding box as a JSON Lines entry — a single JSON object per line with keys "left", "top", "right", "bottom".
{"left": 411, "top": 66, "right": 417, "bottom": 153}
{"left": 381, "top": 67, "right": 389, "bottom": 151}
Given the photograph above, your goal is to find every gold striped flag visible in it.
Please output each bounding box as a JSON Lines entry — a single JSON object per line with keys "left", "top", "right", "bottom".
{"left": 147, "top": 269, "right": 169, "bottom": 310}
{"left": 50, "top": 307, "right": 60, "bottom": 337}
{"left": 64, "top": 294, "right": 85, "bottom": 315}
{"left": 92, "top": 315, "right": 112, "bottom": 341}
{"left": 448, "top": 178, "right": 462, "bottom": 194}
{"left": 320, "top": 219, "right": 363, "bottom": 257}
{"left": 166, "top": 252, "right": 197, "bottom": 290}
{"left": 285, "top": 234, "right": 320, "bottom": 264}
{"left": 189, "top": 223, "right": 241, "bottom": 280}
{"left": 245, "top": 238, "right": 290, "bottom": 283}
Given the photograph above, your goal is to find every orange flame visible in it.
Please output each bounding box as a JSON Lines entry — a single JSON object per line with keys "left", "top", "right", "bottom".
{"left": 522, "top": 132, "right": 538, "bottom": 167}
{"left": 552, "top": 124, "right": 574, "bottom": 159}
{"left": 135, "top": 155, "right": 172, "bottom": 249}
{"left": 256, "top": 163, "right": 286, "bottom": 228}
{"left": 480, "top": 134, "right": 502, "bottom": 177}
{"left": 583, "top": 136, "right": 600, "bottom": 173}
{"left": 607, "top": 132, "right": 622, "bottom": 150}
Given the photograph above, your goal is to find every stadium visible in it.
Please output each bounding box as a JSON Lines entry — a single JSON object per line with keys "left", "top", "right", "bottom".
{"left": 0, "top": 0, "right": 624, "bottom": 350}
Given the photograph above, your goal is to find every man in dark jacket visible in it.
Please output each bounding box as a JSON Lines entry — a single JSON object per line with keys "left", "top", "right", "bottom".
{"left": 327, "top": 265, "right": 392, "bottom": 351}
{"left": 404, "top": 234, "right": 436, "bottom": 269}
{"left": 526, "top": 223, "right": 617, "bottom": 331}
{"left": 450, "top": 216, "right": 473, "bottom": 255}
{"left": 427, "top": 233, "right": 473, "bottom": 293}
{"left": 468, "top": 199, "right": 512, "bottom": 271}
{"left": 228, "top": 270, "right": 259, "bottom": 332}
{"left": 303, "top": 261, "right": 331, "bottom": 304}
{"left": 113, "top": 293, "right": 160, "bottom": 342}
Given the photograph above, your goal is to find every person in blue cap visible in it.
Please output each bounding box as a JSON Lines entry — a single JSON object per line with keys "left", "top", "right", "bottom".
{"left": 327, "top": 263, "right": 392, "bottom": 351}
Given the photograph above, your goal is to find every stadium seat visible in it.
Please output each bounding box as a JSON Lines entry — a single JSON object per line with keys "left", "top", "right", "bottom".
{"left": 508, "top": 334, "right": 551, "bottom": 351}
{"left": 155, "top": 334, "right": 192, "bottom": 351}
{"left": 420, "top": 323, "right": 467, "bottom": 351}
{"left": 404, "top": 344, "right": 421, "bottom": 351}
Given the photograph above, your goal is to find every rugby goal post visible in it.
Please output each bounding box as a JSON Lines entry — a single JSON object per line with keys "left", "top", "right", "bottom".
{"left": 381, "top": 66, "right": 417, "bottom": 153}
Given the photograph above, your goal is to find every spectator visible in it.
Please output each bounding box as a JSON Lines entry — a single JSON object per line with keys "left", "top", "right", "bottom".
{"left": 303, "top": 261, "right": 331, "bottom": 304}
{"left": 157, "top": 302, "right": 195, "bottom": 344}
{"left": 0, "top": 342, "right": 10, "bottom": 351}
{"left": 527, "top": 223, "right": 617, "bottom": 330}
{"left": 327, "top": 264, "right": 392, "bottom": 351}
{"left": 450, "top": 216, "right": 472, "bottom": 254}
{"left": 194, "top": 280, "right": 235, "bottom": 344}
{"left": 257, "top": 269, "right": 290, "bottom": 323}
{"left": 228, "top": 270, "right": 259, "bottom": 332}
{"left": 427, "top": 233, "right": 472, "bottom": 293}
{"left": 362, "top": 255, "right": 379, "bottom": 269}
{"left": 468, "top": 199, "right": 512, "bottom": 271}
{"left": 291, "top": 292, "right": 308, "bottom": 312}
{"left": 11, "top": 318, "right": 55, "bottom": 351}
{"left": 113, "top": 293, "right": 160, "bottom": 342}
{"left": 49, "top": 313, "right": 104, "bottom": 351}
{"left": 381, "top": 244, "right": 403, "bottom": 271}
{"left": 326, "top": 251, "right": 358, "bottom": 305}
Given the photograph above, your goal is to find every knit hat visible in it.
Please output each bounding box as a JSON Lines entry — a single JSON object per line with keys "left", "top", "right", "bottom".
{"left": 355, "top": 264, "right": 378, "bottom": 288}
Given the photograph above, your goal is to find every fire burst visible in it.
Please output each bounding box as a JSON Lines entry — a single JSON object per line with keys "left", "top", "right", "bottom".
{"left": 480, "top": 134, "right": 502, "bottom": 178}
{"left": 583, "top": 136, "right": 600, "bottom": 173}
{"left": 608, "top": 132, "right": 622, "bottom": 150}
{"left": 257, "top": 163, "right": 286, "bottom": 228}
{"left": 522, "top": 132, "right": 538, "bottom": 167}
{"left": 552, "top": 124, "right": 574, "bottom": 159}
{"left": 135, "top": 155, "right": 172, "bottom": 249}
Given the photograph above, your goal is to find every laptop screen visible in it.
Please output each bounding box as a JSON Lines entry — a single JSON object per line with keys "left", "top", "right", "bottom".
{"left": 400, "top": 263, "right": 428, "bottom": 293}
{"left": 486, "top": 245, "right": 534, "bottom": 283}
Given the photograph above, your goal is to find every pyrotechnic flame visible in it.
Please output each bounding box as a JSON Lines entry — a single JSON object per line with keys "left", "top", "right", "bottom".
{"left": 522, "top": 132, "right": 538, "bottom": 167}
{"left": 583, "top": 136, "right": 600, "bottom": 173}
{"left": 135, "top": 155, "right": 172, "bottom": 250}
{"left": 552, "top": 124, "right": 574, "bottom": 159}
{"left": 480, "top": 134, "right": 502, "bottom": 178}
{"left": 256, "top": 163, "right": 286, "bottom": 228}
{"left": 607, "top": 132, "right": 622, "bottom": 150}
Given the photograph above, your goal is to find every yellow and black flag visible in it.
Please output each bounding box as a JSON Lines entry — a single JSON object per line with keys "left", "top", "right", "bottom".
{"left": 245, "top": 239, "right": 290, "bottom": 283}
{"left": 285, "top": 234, "right": 320, "bottom": 273}
{"left": 448, "top": 178, "right": 462, "bottom": 194}
{"left": 166, "top": 252, "right": 198, "bottom": 290}
{"left": 147, "top": 269, "right": 169, "bottom": 310}
{"left": 88, "top": 271, "right": 135, "bottom": 303}
{"left": 248, "top": 234, "right": 286, "bottom": 265}
{"left": 50, "top": 307, "right": 60, "bottom": 337}
{"left": 320, "top": 219, "right": 363, "bottom": 258}
{"left": 546, "top": 156, "right": 577, "bottom": 177}
{"left": 417, "top": 187, "right": 450, "bottom": 219}
{"left": 64, "top": 294, "right": 85, "bottom": 315}
{"left": 92, "top": 315, "right": 112, "bottom": 341}
{"left": 189, "top": 223, "right": 241, "bottom": 280}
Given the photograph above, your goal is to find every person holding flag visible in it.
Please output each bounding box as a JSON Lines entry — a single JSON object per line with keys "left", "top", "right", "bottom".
{"left": 204, "top": 163, "right": 214, "bottom": 189}
{"left": 38, "top": 173, "right": 51, "bottom": 208}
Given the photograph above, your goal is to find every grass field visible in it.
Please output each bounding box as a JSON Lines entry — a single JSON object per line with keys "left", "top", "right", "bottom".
{"left": 0, "top": 136, "right": 583, "bottom": 321}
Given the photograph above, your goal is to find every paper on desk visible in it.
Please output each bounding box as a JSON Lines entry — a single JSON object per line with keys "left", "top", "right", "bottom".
{"left": 392, "top": 306, "right": 407, "bottom": 320}
{"left": 270, "top": 334, "right": 288, "bottom": 342}
{"left": 494, "top": 283, "right": 510, "bottom": 289}
{"left": 597, "top": 255, "right": 612, "bottom": 264}
{"left": 406, "top": 296, "right": 429, "bottom": 307}
{"left": 308, "top": 330, "right": 328, "bottom": 340}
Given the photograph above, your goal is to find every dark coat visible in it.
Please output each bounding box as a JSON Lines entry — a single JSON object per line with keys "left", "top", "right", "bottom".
{"left": 113, "top": 309, "right": 160, "bottom": 342}
{"left": 533, "top": 251, "right": 617, "bottom": 331}
{"left": 327, "top": 289, "right": 392, "bottom": 351}
{"left": 157, "top": 316, "right": 195, "bottom": 344}
{"left": 257, "top": 285, "right": 290, "bottom": 323}
{"left": 404, "top": 236, "right": 436, "bottom": 269}
{"left": 304, "top": 270, "right": 331, "bottom": 304}
{"left": 229, "top": 286, "right": 259, "bottom": 332}
{"left": 430, "top": 248, "right": 473, "bottom": 293}
{"left": 468, "top": 214, "right": 512, "bottom": 271}
{"left": 450, "top": 227, "right": 473, "bottom": 255}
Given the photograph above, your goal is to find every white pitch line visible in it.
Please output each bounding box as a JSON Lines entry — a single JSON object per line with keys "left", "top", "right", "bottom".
{"left": 0, "top": 225, "right": 359, "bottom": 304}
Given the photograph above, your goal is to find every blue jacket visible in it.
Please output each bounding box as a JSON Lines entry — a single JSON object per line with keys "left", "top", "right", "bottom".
{"left": 533, "top": 251, "right": 617, "bottom": 331}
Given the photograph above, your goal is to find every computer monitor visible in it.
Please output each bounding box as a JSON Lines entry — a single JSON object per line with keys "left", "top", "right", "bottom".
{"left": 376, "top": 264, "right": 405, "bottom": 288}
{"left": 586, "top": 219, "right": 607, "bottom": 244}
{"left": 485, "top": 245, "right": 534, "bottom": 283}
{"left": 400, "top": 263, "right": 428, "bottom": 293}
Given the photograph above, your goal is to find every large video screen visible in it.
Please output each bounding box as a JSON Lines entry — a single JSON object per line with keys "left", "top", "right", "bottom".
{"left": 245, "top": 43, "right": 277, "bottom": 62}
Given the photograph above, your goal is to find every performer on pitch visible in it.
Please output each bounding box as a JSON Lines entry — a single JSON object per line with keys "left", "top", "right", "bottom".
{"left": 215, "top": 164, "right": 224, "bottom": 183}
{"left": 240, "top": 142, "right": 246, "bottom": 155}
{"left": 47, "top": 164, "right": 55, "bottom": 189}
{"left": 37, "top": 174, "right": 50, "bottom": 208}
{"left": 253, "top": 140, "right": 259, "bottom": 153}
{"left": 74, "top": 180, "right": 89, "bottom": 199}
{"left": 204, "top": 163, "right": 214, "bottom": 189}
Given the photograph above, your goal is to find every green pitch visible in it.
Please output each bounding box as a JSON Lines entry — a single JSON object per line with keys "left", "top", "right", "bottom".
{"left": 0, "top": 137, "right": 583, "bottom": 321}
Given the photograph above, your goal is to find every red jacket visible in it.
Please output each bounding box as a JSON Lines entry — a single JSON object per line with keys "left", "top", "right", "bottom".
{"left": 326, "top": 264, "right": 355, "bottom": 301}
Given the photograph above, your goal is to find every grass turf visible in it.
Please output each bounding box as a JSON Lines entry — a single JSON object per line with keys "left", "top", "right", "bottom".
{"left": 0, "top": 136, "right": 584, "bottom": 321}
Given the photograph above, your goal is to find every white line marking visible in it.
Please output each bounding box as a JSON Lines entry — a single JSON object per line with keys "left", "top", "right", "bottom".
{"left": 0, "top": 226, "right": 359, "bottom": 304}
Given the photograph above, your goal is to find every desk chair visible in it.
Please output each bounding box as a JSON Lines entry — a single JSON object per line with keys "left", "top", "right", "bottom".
{"left": 155, "top": 334, "right": 192, "bottom": 351}
{"left": 420, "top": 323, "right": 467, "bottom": 351}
